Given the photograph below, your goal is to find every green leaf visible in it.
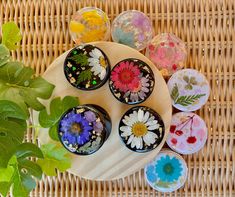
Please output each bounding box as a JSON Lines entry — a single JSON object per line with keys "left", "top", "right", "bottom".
{"left": 76, "top": 69, "right": 92, "bottom": 85}
{"left": 39, "top": 96, "right": 79, "bottom": 141}
{"left": 0, "top": 147, "right": 43, "bottom": 197}
{"left": 0, "top": 44, "right": 10, "bottom": 67}
{"left": 0, "top": 101, "right": 27, "bottom": 168}
{"left": 37, "top": 143, "right": 71, "bottom": 176}
{"left": 183, "top": 75, "right": 189, "bottom": 83}
{"left": 68, "top": 53, "right": 88, "bottom": 66}
{"left": 170, "top": 83, "right": 179, "bottom": 101}
{"left": 0, "top": 61, "right": 55, "bottom": 114}
{"left": 0, "top": 182, "right": 11, "bottom": 197}
{"left": 1, "top": 22, "right": 22, "bottom": 50}
{"left": 0, "top": 100, "right": 28, "bottom": 120}
{"left": 175, "top": 94, "right": 206, "bottom": 106}
{"left": 15, "top": 143, "right": 44, "bottom": 160}
{"left": 0, "top": 165, "right": 15, "bottom": 182}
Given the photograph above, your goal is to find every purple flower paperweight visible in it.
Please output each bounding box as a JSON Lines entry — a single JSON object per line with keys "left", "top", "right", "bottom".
{"left": 111, "top": 10, "right": 153, "bottom": 51}
{"left": 58, "top": 104, "right": 111, "bottom": 155}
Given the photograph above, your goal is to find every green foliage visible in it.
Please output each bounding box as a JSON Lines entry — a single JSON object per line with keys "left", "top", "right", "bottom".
{"left": 0, "top": 61, "right": 55, "bottom": 114}
{"left": 0, "top": 44, "right": 10, "bottom": 67}
{"left": 76, "top": 69, "right": 92, "bottom": 85}
{"left": 1, "top": 22, "right": 22, "bottom": 50}
{"left": 171, "top": 83, "right": 205, "bottom": 106}
{"left": 0, "top": 143, "right": 43, "bottom": 197}
{"left": 37, "top": 143, "right": 71, "bottom": 176}
{"left": 39, "top": 96, "right": 79, "bottom": 141}
{"left": 0, "top": 21, "right": 75, "bottom": 197}
{"left": 0, "top": 101, "right": 27, "bottom": 168}
{"left": 175, "top": 94, "right": 206, "bottom": 106}
{"left": 170, "top": 84, "right": 179, "bottom": 101}
{"left": 68, "top": 53, "right": 88, "bottom": 66}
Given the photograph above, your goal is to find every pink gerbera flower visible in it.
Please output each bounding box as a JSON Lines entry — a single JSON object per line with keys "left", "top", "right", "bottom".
{"left": 111, "top": 61, "right": 141, "bottom": 92}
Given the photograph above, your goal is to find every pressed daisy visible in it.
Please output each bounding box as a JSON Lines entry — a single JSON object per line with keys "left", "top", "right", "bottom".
{"left": 109, "top": 58, "right": 155, "bottom": 105}
{"left": 111, "top": 61, "right": 140, "bottom": 92}
{"left": 119, "top": 106, "right": 165, "bottom": 152}
{"left": 88, "top": 48, "right": 107, "bottom": 80}
{"left": 64, "top": 45, "right": 110, "bottom": 90}
{"left": 123, "top": 77, "right": 150, "bottom": 102}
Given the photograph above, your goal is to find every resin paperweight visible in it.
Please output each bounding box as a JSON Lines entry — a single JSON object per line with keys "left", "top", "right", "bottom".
{"left": 64, "top": 44, "right": 110, "bottom": 90}
{"left": 109, "top": 58, "right": 155, "bottom": 105}
{"left": 167, "top": 69, "right": 210, "bottom": 111}
{"left": 58, "top": 104, "right": 111, "bottom": 155}
{"left": 166, "top": 112, "right": 208, "bottom": 154}
{"left": 145, "top": 149, "right": 188, "bottom": 192}
{"left": 146, "top": 33, "right": 187, "bottom": 77}
{"left": 69, "top": 7, "right": 110, "bottom": 44}
{"left": 119, "top": 106, "right": 164, "bottom": 153}
{"left": 111, "top": 10, "right": 153, "bottom": 51}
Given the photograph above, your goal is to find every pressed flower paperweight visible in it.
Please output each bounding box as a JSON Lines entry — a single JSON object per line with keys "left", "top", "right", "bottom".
{"left": 146, "top": 33, "right": 187, "bottom": 77}
{"left": 111, "top": 10, "right": 153, "bottom": 51}
{"left": 64, "top": 44, "right": 110, "bottom": 90}
{"left": 119, "top": 106, "right": 165, "bottom": 153}
{"left": 167, "top": 69, "right": 210, "bottom": 112}
{"left": 145, "top": 149, "right": 188, "bottom": 192}
{"left": 58, "top": 104, "right": 111, "bottom": 155}
{"left": 69, "top": 7, "right": 110, "bottom": 44}
{"left": 166, "top": 112, "right": 208, "bottom": 154}
{"left": 109, "top": 58, "right": 155, "bottom": 105}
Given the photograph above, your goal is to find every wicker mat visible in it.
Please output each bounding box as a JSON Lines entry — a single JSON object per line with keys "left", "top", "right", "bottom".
{"left": 0, "top": 0, "right": 234, "bottom": 196}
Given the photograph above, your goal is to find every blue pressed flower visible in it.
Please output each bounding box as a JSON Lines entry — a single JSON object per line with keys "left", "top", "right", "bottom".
{"left": 155, "top": 155, "right": 183, "bottom": 182}
{"left": 146, "top": 165, "right": 158, "bottom": 182}
{"left": 113, "top": 28, "right": 135, "bottom": 48}
{"left": 60, "top": 111, "right": 92, "bottom": 145}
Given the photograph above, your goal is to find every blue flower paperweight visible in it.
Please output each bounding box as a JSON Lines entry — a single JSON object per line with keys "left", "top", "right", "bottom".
{"left": 144, "top": 149, "right": 188, "bottom": 192}
{"left": 58, "top": 104, "right": 111, "bottom": 155}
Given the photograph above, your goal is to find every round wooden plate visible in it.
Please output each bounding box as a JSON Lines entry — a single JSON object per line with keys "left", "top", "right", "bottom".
{"left": 36, "top": 41, "right": 172, "bottom": 181}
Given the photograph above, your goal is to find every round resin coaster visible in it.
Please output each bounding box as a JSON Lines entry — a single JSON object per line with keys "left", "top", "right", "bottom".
{"left": 119, "top": 106, "right": 165, "bottom": 153}
{"left": 109, "top": 58, "right": 155, "bottom": 105}
{"left": 111, "top": 10, "right": 153, "bottom": 51}
{"left": 166, "top": 112, "right": 208, "bottom": 154}
{"left": 145, "top": 149, "right": 188, "bottom": 192}
{"left": 167, "top": 69, "right": 210, "bottom": 111}
{"left": 146, "top": 33, "right": 187, "bottom": 77}
{"left": 58, "top": 105, "right": 111, "bottom": 155}
{"left": 69, "top": 7, "right": 110, "bottom": 44}
{"left": 64, "top": 44, "right": 110, "bottom": 90}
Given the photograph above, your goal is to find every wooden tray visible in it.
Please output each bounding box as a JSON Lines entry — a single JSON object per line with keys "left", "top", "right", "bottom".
{"left": 36, "top": 41, "right": 172, "bottom": 181}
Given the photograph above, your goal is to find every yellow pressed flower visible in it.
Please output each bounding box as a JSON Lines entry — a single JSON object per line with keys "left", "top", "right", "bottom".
{"left": 69, "top": 21, "right": 85, "bottom": 33}
{"left": 81, "top": 29, "right": 106, "bottom": 43}
{"left": 82, "top": 10, "right": 105, "bottom": 26}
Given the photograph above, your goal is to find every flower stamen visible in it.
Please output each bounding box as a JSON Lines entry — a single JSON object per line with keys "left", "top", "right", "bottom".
{"left": 132, "top": 122, "right": 147, "bottom": 137}
{"left": 71, "top": 123, "right": 82, "bottom": 134}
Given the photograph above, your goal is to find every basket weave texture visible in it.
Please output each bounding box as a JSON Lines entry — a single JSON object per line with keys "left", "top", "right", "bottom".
{"left": 0, "top": 0, "right": 234, "bottom": 196}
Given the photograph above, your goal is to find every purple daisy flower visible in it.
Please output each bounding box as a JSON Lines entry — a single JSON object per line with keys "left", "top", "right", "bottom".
{"left": 60, "top": 111, "right": 92, "bottom": 145}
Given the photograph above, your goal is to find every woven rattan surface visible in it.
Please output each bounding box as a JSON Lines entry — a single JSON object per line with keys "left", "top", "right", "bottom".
{"left": 0, "top": 0, "right": 234, "bottom": 196}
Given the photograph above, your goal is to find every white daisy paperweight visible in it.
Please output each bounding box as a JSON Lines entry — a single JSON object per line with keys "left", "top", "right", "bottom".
{"left": 119, "top": 106, "right": 165, "bottom": 153}
{"left": 64, "top": 44, "right": 110, "bottom": 90}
